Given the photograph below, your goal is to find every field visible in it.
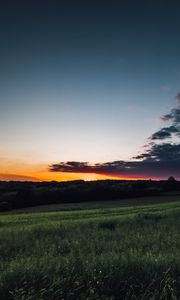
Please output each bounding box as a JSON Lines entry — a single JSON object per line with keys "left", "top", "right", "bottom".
{"left": 4, "top": 193, "right": 180, "bottom": 214}
{"left": 1, "top": 198, "right": 180, "bottom": 299}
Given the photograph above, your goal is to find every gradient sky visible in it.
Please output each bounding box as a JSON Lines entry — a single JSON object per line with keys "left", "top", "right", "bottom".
{"left": 1, "top": 0, "right": 180, "bottom": 181}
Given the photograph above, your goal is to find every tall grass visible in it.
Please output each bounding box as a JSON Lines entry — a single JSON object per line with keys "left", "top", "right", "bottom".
{"left": 0, "top": 201, "right": 180, "bottom": 299}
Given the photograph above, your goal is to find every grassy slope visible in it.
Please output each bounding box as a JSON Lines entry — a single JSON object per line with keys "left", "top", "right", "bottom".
{"left": 1, "top": 199, "right": 180, "bottom": 299}
{"left": 4, "top": 193, "right": 180, "bottom": 214}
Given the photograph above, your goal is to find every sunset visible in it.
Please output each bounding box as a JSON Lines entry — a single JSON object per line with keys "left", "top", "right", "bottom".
{"left": 1, "top": 1, "right": 180, "bottom": 181}
{"left": 1, "top": 1, "right": 180, "bottom": 299}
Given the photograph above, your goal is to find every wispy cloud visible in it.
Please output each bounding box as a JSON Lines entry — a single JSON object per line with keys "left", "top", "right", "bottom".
{"left": 161, "top": 107, "right": 180, "bottom": 125}
{"left": 160, "top": 85, "right": 171, "bottom": 92}
{"left": 0, "top": 173, "right": 40, "bottom": 181}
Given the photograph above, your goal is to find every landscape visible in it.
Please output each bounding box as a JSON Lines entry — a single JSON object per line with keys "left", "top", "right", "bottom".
{"left": 0, "top": 183, "right": 180, "bottom": 299}
{"left": 1, "top": 1, "right": 180, "bottom": 299}
{"left": 1, "top": 179, "right": 180, "bottom": 299}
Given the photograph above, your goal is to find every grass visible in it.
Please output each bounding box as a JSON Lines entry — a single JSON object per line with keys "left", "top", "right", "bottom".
{"left": 1, "top": 199, "right": 180, "bottom": 299}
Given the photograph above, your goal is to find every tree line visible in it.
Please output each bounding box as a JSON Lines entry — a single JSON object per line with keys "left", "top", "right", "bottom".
{"left": 0, "top": 178, "right": 179, "bottom": 211}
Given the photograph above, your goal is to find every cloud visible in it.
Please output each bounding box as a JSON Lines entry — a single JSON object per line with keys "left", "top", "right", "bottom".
{"left": 172, "top": 108, "right": 180, "bottom": 125}
{"left": 49, "top": 162, "right": 91, "bottom": 173}
{"left": 135, "top": 143, "right": 180, "bottom": 162}
{"left": 49, "top": 159, "right": 180, "bottom": 179}
{"left": 0, "top": 173, "right": 40, "bottom": 181}
{"left": 150, "top": 126, "right": 179, "bottom": 140}
{"left": 49, "top": 143, "right": 180, "bottom": 179}
{"left": 49, "top": 161, "right": 137, "bottom": 175}
{"left": 155, "top": 103, "right": 180, "bottom": 140}
{"left": 49, "top": 94, "right": 180, "bottom": 180}
{"left": 160, "top": 85, "right": 171, "bottom": 92}
{"left": 175, "top": 93, "right": 180, "bottom": 102}
{"left": 161, "top": 107, "right": 180, "bottom": 125}
{"left": 160, "top": 114, "right": 173, "bottom": 121}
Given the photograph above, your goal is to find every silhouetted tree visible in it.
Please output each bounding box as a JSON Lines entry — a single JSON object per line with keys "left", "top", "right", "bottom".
{"left": 168, "top": 176, "right": 176, "bottom": 181}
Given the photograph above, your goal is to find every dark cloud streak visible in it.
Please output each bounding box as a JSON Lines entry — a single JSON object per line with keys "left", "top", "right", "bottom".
{"left": 151, "top": 126, "right": 178, "bottom": 140}
{"left": 49, "top": 143, "right": 180, "bottom": 179}
{"left": 49, "top": 155, "right": 180, "bottom": 179}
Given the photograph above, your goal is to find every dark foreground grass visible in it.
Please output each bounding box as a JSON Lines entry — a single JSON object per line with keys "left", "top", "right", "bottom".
{"left": 1, "top": 201, "right": 180, "bottom": 299}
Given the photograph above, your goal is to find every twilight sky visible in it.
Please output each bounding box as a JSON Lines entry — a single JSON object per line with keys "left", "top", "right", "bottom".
{"left": 0, "top": 0, "right": 180, "bottom": 181}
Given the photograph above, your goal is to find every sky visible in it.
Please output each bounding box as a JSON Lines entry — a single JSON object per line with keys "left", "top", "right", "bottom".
{"left": 0, "top": 0, "right": 180, "bottom": 181}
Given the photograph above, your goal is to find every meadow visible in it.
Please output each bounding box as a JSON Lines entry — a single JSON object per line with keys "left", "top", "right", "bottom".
{"left": 1, "top": 199, "right": 180, "bottom": 299}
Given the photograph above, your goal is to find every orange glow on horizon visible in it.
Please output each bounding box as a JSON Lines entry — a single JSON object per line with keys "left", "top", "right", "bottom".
{"left": 0, "top": 160, "right": 157, "bottom": 182}
{"left": 0, "top": 170, "right": 151, "bottom": 182}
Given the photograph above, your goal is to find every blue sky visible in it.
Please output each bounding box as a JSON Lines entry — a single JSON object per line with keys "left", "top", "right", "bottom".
{"left": 0, "top": 1, "right": 180, "bottom": 180}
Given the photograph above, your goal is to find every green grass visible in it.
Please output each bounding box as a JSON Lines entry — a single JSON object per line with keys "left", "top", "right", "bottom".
{"left": 1, "top": 200, "right": 180, "bottom": 299}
